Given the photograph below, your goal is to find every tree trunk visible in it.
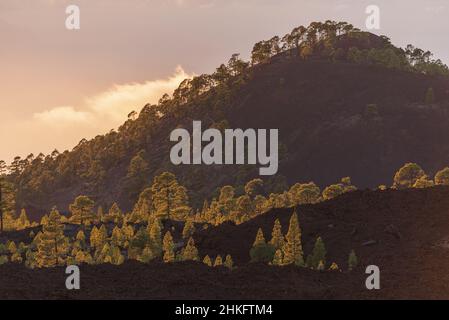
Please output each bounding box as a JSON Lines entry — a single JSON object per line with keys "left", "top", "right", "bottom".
{"left": 166, "top": 187, "right": 170, "bottom": 220}
{"left": 54, "top": 237, "right": 58, "bottom": 266}
{"left": 0, "top": 186, "right": 3, "bottom": 233}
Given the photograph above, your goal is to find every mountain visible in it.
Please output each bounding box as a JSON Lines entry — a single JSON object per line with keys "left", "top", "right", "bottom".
{"left": 6, "top": 21, "right": 449, "bottom": 218}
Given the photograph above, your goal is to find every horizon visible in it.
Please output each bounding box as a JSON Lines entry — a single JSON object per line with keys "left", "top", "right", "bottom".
{"left": 1, "top": 0, "right": 448, "bottom": 164}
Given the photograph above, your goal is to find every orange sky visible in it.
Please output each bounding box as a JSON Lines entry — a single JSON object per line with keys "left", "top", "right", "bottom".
{"left": 1, "top": 0, "right": 448, "bottom": 164}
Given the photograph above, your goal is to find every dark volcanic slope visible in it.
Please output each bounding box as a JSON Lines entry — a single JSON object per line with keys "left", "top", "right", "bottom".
{"left": 196, "top": 185, "right": 449, "bottom": 299}
{"left": 3, "top": 186, "right": 449, "bottom": 299}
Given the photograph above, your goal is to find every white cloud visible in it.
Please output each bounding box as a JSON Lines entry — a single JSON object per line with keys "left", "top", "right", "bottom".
{"left": 34, "top": 106, "right": 92, "bottom": 125}
{"left": 34, "top": 66, "right": 193, "bottom": 126}
{"left": 0, "top": 66, "right": 193, "bottom": 163}
{"left": 425, "top": 5, "right": 446, "bottom": 14}
{"left": 87, "top": 66, "right": 191, "bottom": 121}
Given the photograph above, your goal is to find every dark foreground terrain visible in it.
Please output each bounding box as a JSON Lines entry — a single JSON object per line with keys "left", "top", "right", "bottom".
{"left": 0, "top": 261, "right": 364, "bottom": 300}
{"left": 3, "top": 186, "right": 449, "bottom": 299}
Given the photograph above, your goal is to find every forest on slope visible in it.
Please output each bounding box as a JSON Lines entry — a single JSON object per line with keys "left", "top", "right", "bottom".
{"left": 1, "top": 20, "right": 449, "bottom": 217}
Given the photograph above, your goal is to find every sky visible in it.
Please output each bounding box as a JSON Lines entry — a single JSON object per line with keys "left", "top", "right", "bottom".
{"left": 1, "top": 0, "right": 448, "bottom": 163}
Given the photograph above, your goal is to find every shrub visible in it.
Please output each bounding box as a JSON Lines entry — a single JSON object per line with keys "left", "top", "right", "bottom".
{"left": 393, "top": 163, "right": 425, "bottom": 189}
{"left": 348, "top": 250, "right": 358, "bottom": 271}
{"left": 0, "top": 255, "right": 8, "bottom": 265}
{"left": 250, "top": 243, "right": 276, "bottom": 263}
{"left": 435, "top": 167, "right": 449, "bottom": 185}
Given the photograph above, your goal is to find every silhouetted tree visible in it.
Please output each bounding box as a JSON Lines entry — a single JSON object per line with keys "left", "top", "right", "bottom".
{"left": 393, "top": 163, "right": 425, "bottom": 189}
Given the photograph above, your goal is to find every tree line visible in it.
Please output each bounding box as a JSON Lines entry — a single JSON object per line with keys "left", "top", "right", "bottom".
{"left": 1, "top": 160, "right": 448, "bottom": 269}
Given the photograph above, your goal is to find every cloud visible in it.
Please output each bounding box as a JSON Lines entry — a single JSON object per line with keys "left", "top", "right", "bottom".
{"left": 0, "top": 66, "right": 193, "bottom": 163}
{"left": 34, "top": 106, "right": 93, "bottom": 125}
{"left": 87, "top": 66, "right": 191, "bottom": 121}
{"left": 425, "top": 5, "right": 446, "bottom": 14}
{"left": 34, "top": 66, "right": 193, "bottom": 126}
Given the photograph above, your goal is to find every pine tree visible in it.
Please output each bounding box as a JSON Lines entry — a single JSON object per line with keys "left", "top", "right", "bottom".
{"left": 17, "top": 209, "right": 30, "bottom": 230}
{"left": 76, "top": 230, "right": 86, "bottom": 243}
{"left": 305, "top": 254, "right": 313, "bottom": 268}
{"left": 182, "top": 219, "right": 196, "bottom": 239}
{"left": 98, "top": 242, "right": 111, "bottom": 264}
{"left": 254, "top": 195, "right": 269, "bottom": 216}
{"left": 75, "top": 250, "right": 87, "bottom": 264}
{"left": 282, "top": 211, "right": 304, "bottom": 266}
{"left": 18, "top": 242, "right": 25, "bottom": 253}
{"left": 0, "top": 178, "right": 15, "bottom": 234}
{"left": 272, "top": 249, "right": 284, "bottom": 265}
{"left": 91, "top": 225, "right": 107, "bottom": 251}
{"left": 122, "top": 223, "right": 135, "bottom": 240}
{"left": 224, "top": 254, "right": 233, "bottom": 270}
{"left": 182, "top": 237, "right": 199, "bottom": 261}
{"left": 204, "top": 199, "right": 218, "bottom": 224}
{"left": 214, "top": 255, "right": 223, "bottom": 267}
{"left": 110, "top": 245, "right": 125, "bottom": 265}
{"left": 97, "top": 206, "right": 104, "bottom": 222}
{"left": 348, "top": 250, "right": 358, "bottom": 271}
{"left": 138, "top": 246, "right": 154, "bottom": 263}
{"left": 8, "top": 241, "right": 17, "bottom": 254}
{"left": 253, "top": 228, "right": 266, "bottom": 247}
{"left": 162, "top": 231, "right": 175, "bottom": 263}
{"left": 84, "top": 252, "right": 93, "bottom": 265}
{"left": 250, "top": 227, "right": 276, "bottom": 263}
{"left": 151, "top": 172, "right": 191, "bottom": 221}
{"left": 73, "top": 230, "right": 86, "bottom": 251}
{"left": 35, "top": 208, "right": 67, "bottom": 267}
{"left": 244, "top": 178, "right": 264, "bottom": 198}
{"left": 132, "top": 187, "right": 152, "bottom": 223}
{"left": 40, "top": 214, "right": 48, "bottom": 226}
{"left": 97, "top": 225, "right": 108, "bottom": 248}
{"left": 203, "top": 255, "right": 212, "bottom": 266}
{"left": 149, "top": 218, "right": 162, "bottom": 256}
{"left": 69, "top": 196, "right": 95, "bottom": 225}
{"left": 329, "top": 262, "right": 339, "bottom": 271}
{"left": 317, "top": 260, "right": 325, "bottom": 271}
{"left": 105, "top": 203, "right": 124, "bottom": 225}
{"left": 288, "top": 182, "right": 321, "bottom": 205}
{"left": 90, "top": 226, "right": 99, "bottom": 248}
{"left": 269, "top": 219, "right": 284, "bottom": 249}
{"left": 310, "top": 236, "right": 326, "bottom": 269}
{"left": 200, "top": 200, "right": 209, "bottom": 222}
{"left": 24, "top": 249, "right": 36, "bottom": 268}
{"left": 11, "top": 252, "right": 23, "bottom": 263}
{"left": 125, "top": 152, "right": 149, "bottom": 199}
{"left": 111, "top": 226, "right": 123, "bottom": 247}
{"left": 233, "top": 195, "right": 253, "bottom": 223}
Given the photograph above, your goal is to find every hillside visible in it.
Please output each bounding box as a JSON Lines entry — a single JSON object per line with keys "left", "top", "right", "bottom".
{"left": 4, "top": 21, "right": 449, "bottom": 218}
{"left": 3, "top": 186, "right": 449, "bottom": 299}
